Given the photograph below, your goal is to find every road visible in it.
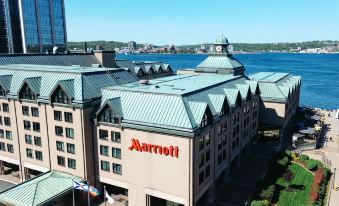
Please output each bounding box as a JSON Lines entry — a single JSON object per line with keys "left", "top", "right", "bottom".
{"left": 0, "top": 180, "right": 15, "bottom": 192}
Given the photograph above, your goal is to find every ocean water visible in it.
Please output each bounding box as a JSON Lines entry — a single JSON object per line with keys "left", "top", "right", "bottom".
{"left": 117, "top": 53, "right": 339, "bottom": 110}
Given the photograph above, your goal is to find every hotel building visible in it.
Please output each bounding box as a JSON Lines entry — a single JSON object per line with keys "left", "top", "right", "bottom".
{"left": 0, "top": 35, "right": 300, "bottom": 206}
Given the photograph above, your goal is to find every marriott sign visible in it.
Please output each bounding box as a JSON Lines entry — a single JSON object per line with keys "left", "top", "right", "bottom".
{"left": 128, "top": 138, "right": 179, "bottom": 158}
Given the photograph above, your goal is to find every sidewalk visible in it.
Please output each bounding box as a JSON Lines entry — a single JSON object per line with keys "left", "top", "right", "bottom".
{"left": 303, "top": 110, "right": 339, "bottom": 206}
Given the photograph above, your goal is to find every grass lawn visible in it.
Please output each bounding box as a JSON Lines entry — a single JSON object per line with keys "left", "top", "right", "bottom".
{"left": 276, "top": 162, "right": 314, "bottom": 206}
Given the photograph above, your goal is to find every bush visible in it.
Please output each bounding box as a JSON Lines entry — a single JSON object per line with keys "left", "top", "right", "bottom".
{"left": 259, "top": 185, "right": 275, "bottom": 201}
{"left": 277, "top": 156, "right": 289, "bottom": 167}
{"left": 310, "top": 168, "right": 324, "bottom": 203}
{"left": 283, "top": 169, "right": 294, "bottom": 183}
{"left": 251, "top": 200, "right": 269, "bottom": 206}
{"left": 299, "top": 154, "right": 309, "bottom": 162}
{"left": 305, "top": 159, "right": 320, "bottom": 171}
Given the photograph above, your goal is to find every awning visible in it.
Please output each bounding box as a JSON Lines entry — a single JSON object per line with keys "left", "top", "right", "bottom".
{"left": 0, "top": 171, "right": 82, "bottom": 206}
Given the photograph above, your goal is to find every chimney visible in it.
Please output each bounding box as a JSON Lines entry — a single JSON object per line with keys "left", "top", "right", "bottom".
{"left": 93, "top": 50, "right": 117, "bottom": 68}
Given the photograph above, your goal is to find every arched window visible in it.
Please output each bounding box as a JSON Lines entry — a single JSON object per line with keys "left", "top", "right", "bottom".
{"left": 20, "top": 83, "right": 36, "bottom": 100}
{"left": 0, "top": 85, "right": 6, "bottom": 96}
{"left": 52, "top": 87, "right": 70, "bottom": 104}
{"left": 98, "top": 106, "right": 119, "bottom": 124}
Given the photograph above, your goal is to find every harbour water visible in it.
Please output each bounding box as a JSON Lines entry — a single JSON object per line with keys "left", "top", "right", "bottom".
{"left": 117, "top": 53, "right": 339, "bottom": 110}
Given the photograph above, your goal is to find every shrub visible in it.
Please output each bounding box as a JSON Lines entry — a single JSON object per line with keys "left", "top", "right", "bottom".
{"left": 309, "top": 168, "right": 324, "bottom": 203}
{"left": 299, "top": 154, "right": 309, "bottom": 162}
{"left": 251, "top": 200, "right": 269, "bottom": 206}
{"left": 277, "top": 156, "right": 289, "bottom": 167}
{"left": 283, "top": 169, "right": 294, "bottom": 183}
{"left": 259, "top": 185, "right": 275, "bottom": 201}
{"left": 305, "top": 159, "right": 320, "bottom": 171}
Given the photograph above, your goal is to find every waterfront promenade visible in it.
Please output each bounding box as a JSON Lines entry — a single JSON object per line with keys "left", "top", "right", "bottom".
{"left": 303, "top": 110, "right": 339, "bottom": 206}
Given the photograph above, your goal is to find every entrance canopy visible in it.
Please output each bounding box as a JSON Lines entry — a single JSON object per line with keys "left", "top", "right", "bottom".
{"left": 0, "top": 171, "right": 82, "bottom": 206}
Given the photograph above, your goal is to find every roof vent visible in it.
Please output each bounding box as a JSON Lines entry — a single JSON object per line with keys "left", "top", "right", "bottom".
{"left": 154, "top": 85, "right": 160, "bottom": 89}
{"left": 139, "top": 79, "right": 149, "bottom": 85}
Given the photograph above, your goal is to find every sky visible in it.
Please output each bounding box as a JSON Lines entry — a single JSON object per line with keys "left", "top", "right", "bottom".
{"left": 65, "top": 0, "right": 339, "bottom": 45}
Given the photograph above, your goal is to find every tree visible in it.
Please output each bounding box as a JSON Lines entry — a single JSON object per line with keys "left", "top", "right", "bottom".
{"left": 259, "top": 185, "right": 275, "bottom": 202}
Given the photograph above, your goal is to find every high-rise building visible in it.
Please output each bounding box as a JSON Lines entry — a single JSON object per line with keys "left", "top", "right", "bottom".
{"left": 127, "top": 41, "right": 137, "bottom": 51}
{"left": 0, "top": 0, "right": 67, "bottom": 54}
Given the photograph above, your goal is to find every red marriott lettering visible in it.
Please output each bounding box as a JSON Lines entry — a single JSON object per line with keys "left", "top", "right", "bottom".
{"left": 129, "top": 138, "right": 179, "bottom": 158}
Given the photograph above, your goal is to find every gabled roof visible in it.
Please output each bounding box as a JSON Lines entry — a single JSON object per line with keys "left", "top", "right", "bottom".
{"left": 24, "top": 77, "right": 42, "bottom": 95}
{"left": 187, "top": 101, "right": 208, "bottom": 127}
{"left": 0, "top": 171, "right": 82, "bottom": 206}
{"left": 196, "top": 54, "right": 244, "bottom": 74}
{"left": 54, "top": 79, "right": 75, "bottom": 99}
{"left": 97, "top": 98, "right": 123, "bottom": 118}
{"left": 0, "top": 75, "right": 12, "bottom": 91}
{"left": 235, "top": 84, "right": 250, "bottom": 100}
{"left": 224, "top": 88, "right": 240, "bottom": 106}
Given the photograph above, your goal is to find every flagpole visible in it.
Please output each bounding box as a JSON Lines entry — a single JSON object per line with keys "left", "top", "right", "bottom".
{"left": 72, "top": 178, "right": 75, "bottom": 206}
{"left": 104, "top": 186, "right": 107, "bottom": 206}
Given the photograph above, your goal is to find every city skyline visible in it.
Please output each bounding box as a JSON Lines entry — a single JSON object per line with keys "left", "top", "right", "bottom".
{"left": 65, "top": 0, "right": 339, "bottom": 45}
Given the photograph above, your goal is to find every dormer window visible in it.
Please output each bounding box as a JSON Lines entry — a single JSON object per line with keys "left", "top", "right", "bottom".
{"left": 52, "top": 87, "right": 71, "bottom": 104}
{"left": 0, "top": 85, "right": 6, "bottom": 96}
{"left": 220, "top": 101, "right": 229, "bottom": 117}
{"left": 148, "top": 69, "right": 154, "bottom": 75}
{"left": 20, "top": 83, "right": 36, "bottom": 100}
{"left": 137, "top": 70, "right": 144, "bottom": 76}
{"left": 98, "top": 106, "right": 119, "bottom": 124}
{"left": 201, "top": 108, "right": 213, "bottom": 128}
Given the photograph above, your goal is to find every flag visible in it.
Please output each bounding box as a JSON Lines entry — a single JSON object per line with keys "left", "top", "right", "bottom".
{"left": 89, "top": 186, "right": 100, "bottom": 197}
{"left": 105, "top": 190, "right": 115, "bottom": 204}
{"left": 73, "top": 181, "right": 89, "bottom": 191}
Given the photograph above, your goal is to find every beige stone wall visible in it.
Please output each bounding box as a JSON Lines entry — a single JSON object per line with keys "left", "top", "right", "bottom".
{"left": 96, "top": 124, "right": 192, "bottom": 206}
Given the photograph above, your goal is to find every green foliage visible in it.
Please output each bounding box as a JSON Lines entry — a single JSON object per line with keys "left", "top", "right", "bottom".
{"left": 299, "top": 154, "right": 309, "bottom": 162}
{"left": 250, "top": 200, "right": 269, "bottom": 206}
{"left": 305, "top": 159, "right": 321, "bottom": 171}
{"left": 259, "top": 185, "right": 275, "bottom": 201}
{"left": 277, "top": 156, "right": 289, "bottom": 167}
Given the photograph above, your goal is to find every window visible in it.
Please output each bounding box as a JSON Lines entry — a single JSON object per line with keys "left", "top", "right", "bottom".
{"left": 26, "top": 148, "right": 33, "bottom": 158}
{"left": 20, "top": 84, "right": 36, "bottom": 100}
{"left": 2, "top": 103, "right": 9, "bottom": 112}
{"left": 56, "top": 141, "right": 64, "bottom": 151}
{"left": 112, "top": 163, "right": 122, "bottom": 175}
{"left": 199, "top": 171, "right": 204, "bottom": 185}
{"left": 99, "top": 130, "right": 108, "bottom": 140}
{"left": 100, "top": 145, "right": 109, "bottom": 156}
{"left": 25, "top": 135, "right": 32, "bottom": 144}
{"left": 64, "top": 112, "right": 73, "bottom": 123}
{"left": 22, "top": 106, "right": 29, "bottom": 116}
{"left": 4, "top": 117, "right": 10, "bottom": 126}
{"left": 218, "top": 139, "right": 222, "bottom": 151}
{"left": 111, "top": 131, "right": 121, "bottom": 143}
{"left": 222, "top": 136, "right": 227, "bottom": 146}
{"left": 205, "top": 133, "right": 210, "bottom": 145}
{"left": 35, "top": 151, "right": 43, "bottom": 160}
{"left": 206, "top": 149, "right": 210, "bottom": 162}
{"left": 54, "top": 111, "right": 62, "bottom": 121}
{"left": 217, "top": 125, "right": 222, "bottom": 135}
{"left": 68, "top": 158, "right": 76, "bottom": 169}
{"left": 0, "top": 142, "right": 5, "bottom": 151}
{"left": 5, "top": 131, "right": 12, "bottom": 140}
{"left": 101, "top": 160, "right": 110, "bottom": 172}
{"left": 201, "top": 112, "right": 211, "bottom": 128}
{"left": 52, "top": 87, "right": 70, "bottom": 104}
{"left": 198, "top": 136, "right": 204, "bottom": 151}
{"left": 199, "top": 153, "right": 205, "bottom": 168}
{"left": 34, "top": 136, "right": 41, "bottom": 146}
{"left": 223, "top": 149, "right": 227, "bottom": 160}
{"left": 222, "top": 122, "right": 227, "bottom": 132}
{"left": 0, "top": 85, "right": 6, "bottom": 96}
{"left": 0, "top": 129, "right": 4, "bottom": 138}
{"left": 31, "top": 107, "right": 39, "bottom": 117}
{"left": 66, "top": 128, "right": 74, "bottom": 138}
{"left": 24, "top": 120, "right": 31, "bottom": 130}
{"left": 55, "top": 126, "right": 63, "bottom": 136}
{"left": 7, "top": 144, "right": 14, "bottom": 153}
{"left": 99, "top": 107, "right": 119, "bottom": 124}
{"left": 218, "top": 154, "right": 222, "bottom": 165}
{"left": 205, "top": 165, "right": 210, "bottom": 178}
{"left": 57, "top": 156, "right": 65, "bottom": 166}
{"left": 67, "top": 143, "right": 75, "bottom": 154}
{"left": 0, "top": 116, "right": 2, "bottom": 125}
{"left": 33, "top": 122, "right": 40, "bottom": 132}
{"left": 112, "top": 147, "right": 121, "bottom": 159}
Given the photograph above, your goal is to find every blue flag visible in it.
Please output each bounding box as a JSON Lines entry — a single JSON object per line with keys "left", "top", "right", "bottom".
{"left": 73, "top": 181, "right": 89, "bottom": 191}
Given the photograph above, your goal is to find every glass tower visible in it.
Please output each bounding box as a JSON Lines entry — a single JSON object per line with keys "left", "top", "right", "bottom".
{"left": 0, "top": 0, "right": 67, "bottom": 54}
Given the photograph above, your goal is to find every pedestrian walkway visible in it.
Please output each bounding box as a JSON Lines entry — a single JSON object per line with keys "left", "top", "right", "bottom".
{"left": 303, "top": 110, "right": 339, "bottom": 206}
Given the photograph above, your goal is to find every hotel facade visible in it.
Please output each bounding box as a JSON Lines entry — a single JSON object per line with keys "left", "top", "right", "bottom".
{"left": 0, "top": 36, "right": 300, "bottom": 206}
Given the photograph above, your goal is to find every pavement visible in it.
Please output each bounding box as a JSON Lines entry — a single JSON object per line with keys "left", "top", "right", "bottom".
{"left": 199, "top": 140, "right": 281, "bottom": 206}
{"left": 303, "top": 110, "right": 339, "bottom": 206}
{"left": 0, "top": 180, "right": 15, "bottom": 192}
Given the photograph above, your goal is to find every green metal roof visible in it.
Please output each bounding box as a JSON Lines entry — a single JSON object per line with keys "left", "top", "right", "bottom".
{"left": 0, "top": 64, "right": 138, "bottom": 104}
{"left": 214, "top": 34, "right": 229, "bottom": 45}
{"left": 100, "top": 74, "right": 256, "bottom": 133}
{"left": 196, "top": 55, "right": 244, "bottom": 71}
{"left": 0, "top": 75, "right": 13, "bottom": 91}
{"left": 0, "top": 171, "right": 82, "bottom": 206}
